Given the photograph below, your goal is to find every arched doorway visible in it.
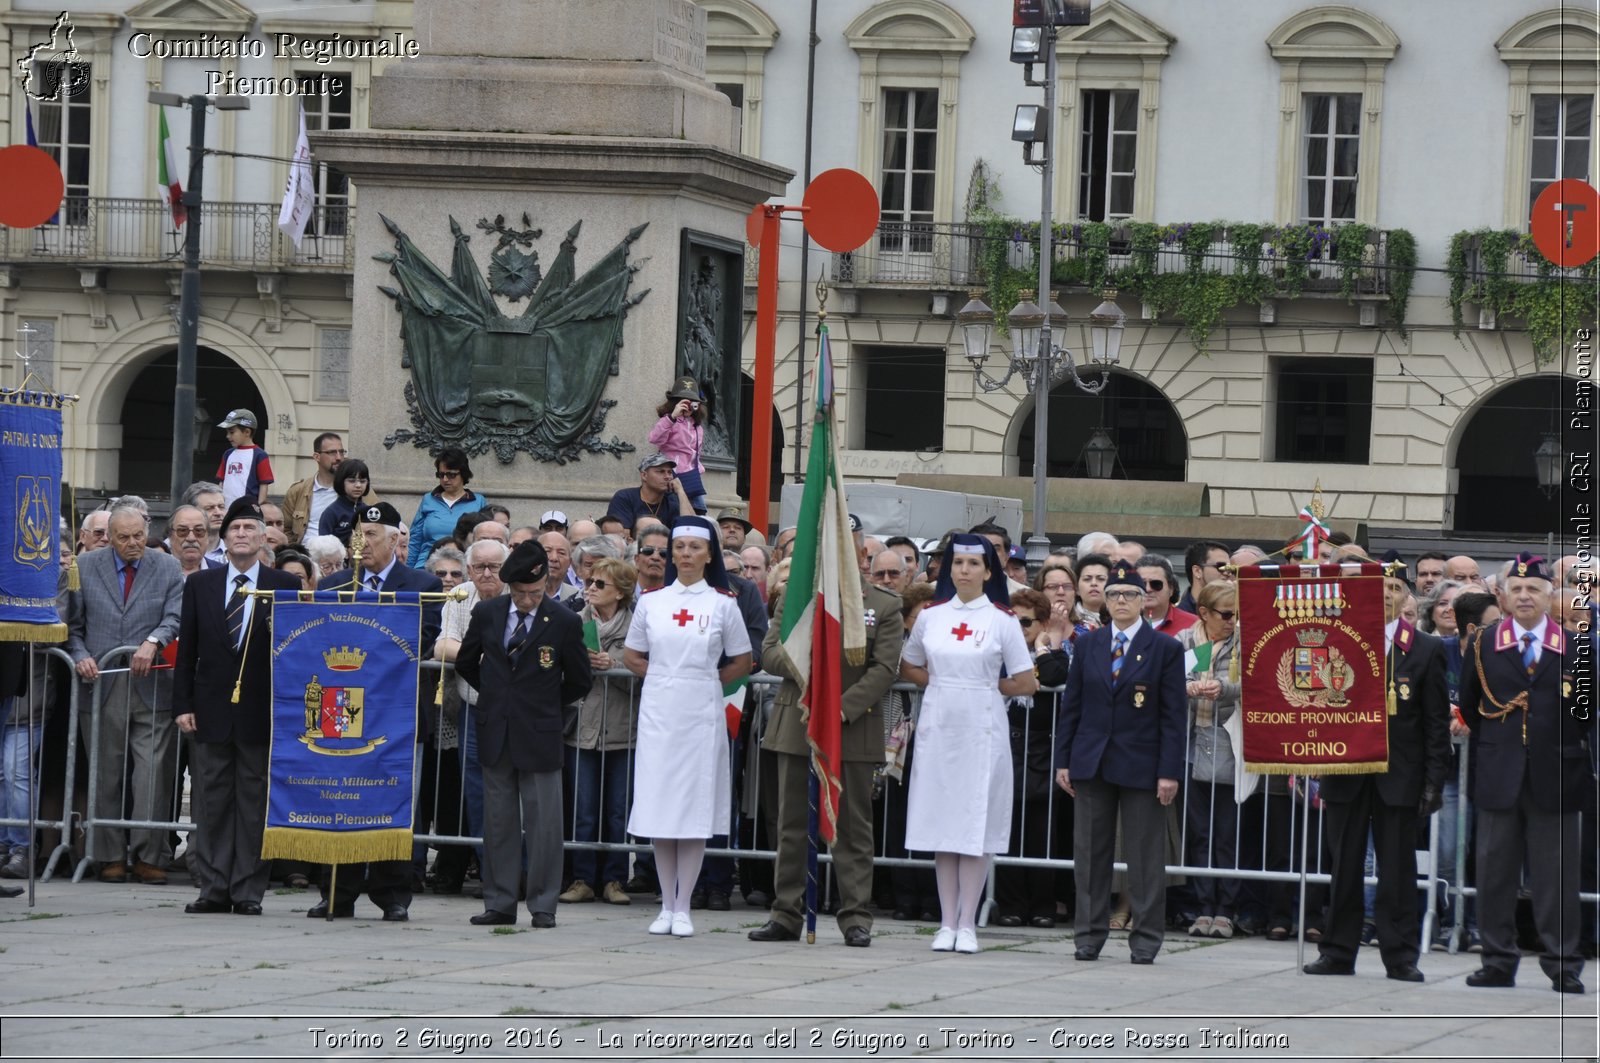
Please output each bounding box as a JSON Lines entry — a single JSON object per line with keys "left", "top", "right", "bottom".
{"left": 1452, "top": 376, "right": 1563, "bottom": 534}
{"left": 737, "top": 373, "right": 784, "bottom": 505}
{"left": 118, "top": 347, "right": 268, "bottom": 498}
{"left": 1016, "top": 370, "right": 1187, "bottom": 480}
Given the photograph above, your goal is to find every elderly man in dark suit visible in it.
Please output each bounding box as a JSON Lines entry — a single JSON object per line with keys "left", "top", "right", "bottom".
{"left": 67, "top": 500, "right": 184, "bottom": 883}
{"left": 172, "top": 499, "right": 301, "bottom": 915}
{"left": 1304, "top": 552, "right": 1450, "bottom": 982}
{"left": 308, "top": 501, "right": 443, "bottom": 922}
{"left": 1461, "top": 552, "right": 1594, "bottom": 994}
{"left": 748, "top": 571, "right": 904, "bottom": 947}
{"left": 1055, "top": 562, "right": 1186, "bottom": 964}
{"left": 455, "top": 540, "right": 592, "bottom": 928}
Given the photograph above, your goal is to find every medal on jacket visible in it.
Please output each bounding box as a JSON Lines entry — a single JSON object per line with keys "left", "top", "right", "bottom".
{"left": 538, "top": 646, "right": 555, "bottom": 670}
{"left": 1564, "top": 674, "right": 1573, "bottom": 699}
{"left": 1133, "top": 689, "right": 1146, "bottom": 708}
{"left": 1397, "top": 679, "right": 1411, "bottom": 701}
{"left": 698, "top": 613, "right": 711, "bottom": 636}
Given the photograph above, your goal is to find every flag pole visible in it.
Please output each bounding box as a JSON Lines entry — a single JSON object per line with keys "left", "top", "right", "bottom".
{"left": 805, "top": 772, "right": 819, "bottom": 944}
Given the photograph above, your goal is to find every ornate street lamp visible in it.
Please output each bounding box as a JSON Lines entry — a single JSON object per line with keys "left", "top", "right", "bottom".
{"left": 964, "top": 288, "right": 1124, "bottom": 396}
{"left": 1534, "top": 432, "right": 1562, "bottom": 499}
{"left": 1083, "top": 427, "right": 1118, "bottom": 479}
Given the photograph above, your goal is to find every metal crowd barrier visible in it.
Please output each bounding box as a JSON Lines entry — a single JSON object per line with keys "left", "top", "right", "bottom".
{"left": 24, "top": 647, "right": 1597, "bottom": 957}
{"left": 0, "top": 646, "right": 79, "bottom": 883}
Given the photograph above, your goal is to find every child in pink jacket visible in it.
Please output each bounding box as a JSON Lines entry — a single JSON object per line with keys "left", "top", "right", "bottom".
{"left": 649, "top": 375, "right": 707, "bottom": 514}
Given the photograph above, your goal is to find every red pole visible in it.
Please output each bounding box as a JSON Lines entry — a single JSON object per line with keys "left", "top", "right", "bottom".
{"left": 748, "top": 205, "right": 782, "bottom": 536}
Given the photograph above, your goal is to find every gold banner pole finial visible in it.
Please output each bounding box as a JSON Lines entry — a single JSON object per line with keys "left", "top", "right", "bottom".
{"left": 815, "top": 277, "right": 829, "bottom": 321}
{"left": 1309, "top": 479, "right": 1325, "bottom": 522}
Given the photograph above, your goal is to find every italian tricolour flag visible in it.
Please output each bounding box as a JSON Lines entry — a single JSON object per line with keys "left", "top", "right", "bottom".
{"left": 777, "top": 321, "right": 866, "bottom": 844}
{"left": 157, "top": 108, "right": 186, "bottom": 229}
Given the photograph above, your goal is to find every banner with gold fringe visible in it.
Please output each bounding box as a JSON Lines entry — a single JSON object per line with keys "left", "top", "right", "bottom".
{"left": 1237, "top": 562, "right": 1388, "bottom": 774}
{"left": 261, "top": 592, "right": 421, "bottom": 863}
{"left": 0, "top": 388, "right": 66, "bottom": 643}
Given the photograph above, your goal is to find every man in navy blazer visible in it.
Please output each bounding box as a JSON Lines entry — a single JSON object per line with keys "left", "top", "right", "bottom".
{"left": 308, "top": 502, "right": 443, "bottom": 921}
{"left": 1055, "top": 562, "right": 1186, "bottom": 964}
{"left": 455, "top": 540, "right": 591, "bottom": 927}
{"left": 172, "top": 499, "right": 302, "bottom": 915}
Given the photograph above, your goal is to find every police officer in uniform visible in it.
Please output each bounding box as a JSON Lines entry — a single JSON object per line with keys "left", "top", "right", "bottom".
{"left": 1461, "top": 552, "right": 1593, "bottom": 993}
{"left": 1304, "top": 551, "right": 1449, "bottom": 981}
{"left": 748, "top": 527, "right": 904, "bottom": 947}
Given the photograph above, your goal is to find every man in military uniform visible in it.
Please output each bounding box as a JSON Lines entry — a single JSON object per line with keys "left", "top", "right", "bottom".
{"left": 748, "top": 527, "right": 904, "bottom": 947}
{"left": 1304, "top": 551, "right": 1450, "bottom": 981}
{"left": 1461, "top": 552, "right": 1593, "bottom": 993}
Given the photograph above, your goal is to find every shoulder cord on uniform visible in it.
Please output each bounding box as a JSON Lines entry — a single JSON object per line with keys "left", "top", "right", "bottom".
{"left": 1471, "top": 627, "right": 1529, "bottom": 721}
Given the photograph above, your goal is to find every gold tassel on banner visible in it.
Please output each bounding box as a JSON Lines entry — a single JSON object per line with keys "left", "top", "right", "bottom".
{"left": 1229, "top": 647, "right": 1240, "bottom": 684}
{"left": 260, "top": 826, "right": 413, "bottom": 864}
{"left": 1386, "top": 678, "right": 1397, "bottom": 717}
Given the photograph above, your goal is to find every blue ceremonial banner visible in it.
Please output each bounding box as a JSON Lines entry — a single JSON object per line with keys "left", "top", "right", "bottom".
{"left": 262, "top": 592, "right": 422, "bottom": 863}
{"left": 0, "top": 391, "right": 65, "bottom": 643}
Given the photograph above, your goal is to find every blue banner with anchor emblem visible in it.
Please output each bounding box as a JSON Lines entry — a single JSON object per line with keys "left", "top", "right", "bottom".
{"left": 262, "top": 593, "right": 421, "bottom": 863}
{"left": 0, "top": 390, "right": 65, "bottom": 643}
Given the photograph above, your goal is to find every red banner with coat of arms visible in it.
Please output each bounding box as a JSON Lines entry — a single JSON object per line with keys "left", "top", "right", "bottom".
{"left": 1237, "top": 563, "right": 1388, "bottom": 774}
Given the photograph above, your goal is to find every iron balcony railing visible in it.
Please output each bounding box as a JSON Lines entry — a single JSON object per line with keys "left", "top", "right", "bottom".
{"left": 0, "top": 196, "right": 356, "bottom": 272}
{"left": 833, "top": 220, "right": 1399, "bottom": 297}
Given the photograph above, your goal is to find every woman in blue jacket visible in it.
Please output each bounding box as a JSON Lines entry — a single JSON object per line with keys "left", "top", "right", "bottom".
{"left": 407, "top": 447, "right": 490, "bottom": 568}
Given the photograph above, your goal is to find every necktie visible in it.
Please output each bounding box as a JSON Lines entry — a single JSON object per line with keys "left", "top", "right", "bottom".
{"left": 1111, "top": 631, "right": 1128, "bottom": 682}
{"left": 1521, "top": 633, "right": 1538, "bottom": 677}
{"left": 507, "top": 610, "right": 530, "bottom": 657}
{"left": 225, "top": 573, "right": 249, "bottom": 649}
{"left": 367, "top": 574, "right": 382, "bottom": 593}
{"left": 121, "top": 564, "right": 135, "bottom": 602}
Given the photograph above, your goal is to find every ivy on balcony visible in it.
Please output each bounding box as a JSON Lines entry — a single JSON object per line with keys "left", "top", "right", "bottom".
{"left": 972, "top": 218, "right": 1417, "bottom": 355}
{"left": 1445, "top": 228, "right": 1598, "bottom": 363}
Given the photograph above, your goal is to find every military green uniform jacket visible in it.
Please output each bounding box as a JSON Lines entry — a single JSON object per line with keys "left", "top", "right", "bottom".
{"left": 759, "top": 583, "right": 905, "bottom": 762}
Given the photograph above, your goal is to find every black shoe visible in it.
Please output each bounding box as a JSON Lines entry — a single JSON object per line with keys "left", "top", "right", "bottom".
{"left": 1466, "top": 967, "right": 1515, "bottom": 988}
{"left": 0, "top": 851, "right": 29, "bottom": 879}
{"left": 623, "top": 874, "right": 657, "bottom": 894}
{"left": 1553, "top": 974, "right": 1585, "bottom": 994}
{"left": 919, "top": 910, "right": 939, "bottom": 923}
{"left": 433, "top": 879, "right": 463, "bottom": 895}
{"left": 381, "top": 905, "right": 409, "bottom": 922}
{"left": 689, "top": 890, "right": 707, "bottom": 910}
{"left": 0, "top": 884, "right": 20, "bottom": 898}
{"left": 1074, "top": 946, "right": 1099, "bottom": 961}
{"left": 843, "top": 926, "right": 871, "bottom": 948}
{"left": 530, "top": 912, "right": 556, "bottom": 929}
{"left": 1303, "top": 957, "right": 1356, "bottom": 976}
{"left": 1130, "top": 954, "right": 1155, "bottom": 965}
{"left": 1386, "top": 963, "right": 1424, "bottom": 983}
{"left": 306, "top": 901, "right": 354, "bottom": 919}
{"left": 996, "top": 914, "right": 1023, "bottom": 927}
{"left": 185, "top": 897, "right": 230, "bottom": 914}
{"left": 892, "top": 909, "right": 914, "bottom": 921}
{"left": 747, "top": 920, "right": 800, "bottom": 942}
{"left": 745, "top": 889, "right": 771, "bottom": 909}
{"left": 232, "top": 901, "right": 263, "bottom": 916}
{"left": 707, "top": 890, "right": 731, "bottom": 912}
{"left": 470, "top": 910, "right": 516, "bottom": 926}
{"left": 1030, "top": 915, "right": 1057, "bottom": 929}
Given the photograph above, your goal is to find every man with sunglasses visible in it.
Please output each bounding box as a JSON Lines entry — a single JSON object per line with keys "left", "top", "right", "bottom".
{"left": 1179, "top": 541, "right": 1229, "bottom": 613}
{"left": 629, "top": 526, "right": 671, "bottom": 598}
{"left": 1137, "top": 556, "right": 1197, "bottom": 636}
{"left": 283, "top": 432, "right": 346, "bottom": 543}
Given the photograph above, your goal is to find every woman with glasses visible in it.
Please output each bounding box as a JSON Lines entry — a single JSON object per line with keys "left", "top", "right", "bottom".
{"left": 900, "top": 534, "right": 1037, "bottom": 955}
{"left": 994, "top": 588, "right": 1071, "bottom": 929}
{"left": 1033, "top": 559, "right": 1078, "bottom": 654}
{"left": 1176, "top": 580, "right": 1248, "bottom": 938}
{"left": 406, "top": 447, "right": 491, "bottom": 569}
{"left": 623, "top": 516, "right": 752, "bottom": 938}
{"left": 564, "top": 558, "right": 641, "bottom": 908}
{"left": 316, "top": 458, "right": 374, "bottom": 547}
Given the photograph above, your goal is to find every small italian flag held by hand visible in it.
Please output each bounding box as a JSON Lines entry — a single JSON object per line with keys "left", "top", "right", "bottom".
{"left": 723, "top": 676, "right": 747, "bottom": 738}
{"left": 156, "top": 108, "right": 186, "bottom": 229}
{"left": 1184, "top": 640, "right": 1213, "bottom": 676}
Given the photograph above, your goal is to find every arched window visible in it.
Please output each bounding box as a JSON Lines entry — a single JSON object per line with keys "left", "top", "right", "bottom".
{"left": 700, "top": 0, "right": 779, "bottom": 156}
{"left": 1266, "top": 7, "right": 1401, "bottom": 225}
{"left": 1495, "top": 9, "right": 1599, "bottom": 228}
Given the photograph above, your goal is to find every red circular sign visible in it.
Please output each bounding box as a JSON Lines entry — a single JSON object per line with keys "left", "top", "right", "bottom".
{"left": 1531, "top": 179, "right": 1600, "bottom": 267}
{"left": 801, "top": 168, "right": 880, "bottom": 253}
{"left": 0, "top": 146, "right": 65, "bottom": 229}
{"left": 745, "top": 204, "right": 767, "bottom": 249}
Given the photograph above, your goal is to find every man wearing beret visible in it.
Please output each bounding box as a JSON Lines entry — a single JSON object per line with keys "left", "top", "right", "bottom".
{"left": 1304, "top": 551, "right": 1449, "bottom": 982}
{"left": 455, "top": 541, "right": 592, "bottom": 928}
{"left": 1461, "top": 552, "right": 1594, "bottom": 993}
{"left": 309, "top": 501, "right": 443, "bottom": 921}
{"left": 173, "top": 499, "right": 302, "bottom": 915}
{"left": 1055, "top": 562, "right": 1186, "bottom": 964}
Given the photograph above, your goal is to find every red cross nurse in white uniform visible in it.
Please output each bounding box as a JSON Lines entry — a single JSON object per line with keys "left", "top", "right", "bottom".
{"left": 623, "top": 514, "right": 752, "bottom": 938}
{"left": 900, "top": 533, "right": 1037, "bottom": 954}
